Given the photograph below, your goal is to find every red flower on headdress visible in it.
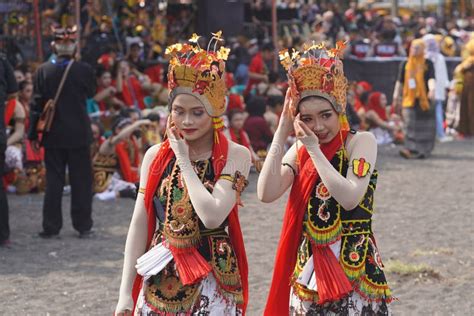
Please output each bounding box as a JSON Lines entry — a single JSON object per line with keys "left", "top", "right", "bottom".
{"left": 321, "top": 72, "right": 334, "bottom": 93}
{"left": 193, "top": 80, "right": 209, "bottom": 95}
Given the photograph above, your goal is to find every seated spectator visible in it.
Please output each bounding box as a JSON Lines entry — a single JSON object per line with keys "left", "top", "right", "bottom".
{"left": 93, "top": 117, "right": 150, "bottom": 201}
{"left": 244, "top": 42, "right": 274, "bottom": 96}
{"left": 141, "top": 112, "right": 162, "bottom": 151}
{"left": 348, "top": 30, "right": 372, "bottom": 59}
{"left": 264, "top": 95, "right": 284, "bottom": 134}
{"left": 365, "top": 92, "right": 404, "bottom": 145}
{"left": 257, "top": 71, "right": 284, "bottom": 97}
{"left": 90, "top": 121, "right": 105, "bottom": 160}
{"left": 4, "top": 95, "right": 26, "bottom": 182}
{"left": 92, "top": 67, "right": 125, "bottom": 114}
{"left": 114, "top": 60, "right": 147, "bottom": 109}
{"left": 127, "top": 42, "right": 147, "bottom": 73}
{"left": 244, "top": 96, "right": 273, "bottom": 155}
{"left": 345, "top": 90, "right": 361, "bottom": 130}
{"left": 224, "top": 109, "right": 259, "bottom": 164}
{"left": 97, "top": 46, "right": 117, "bottom": 71}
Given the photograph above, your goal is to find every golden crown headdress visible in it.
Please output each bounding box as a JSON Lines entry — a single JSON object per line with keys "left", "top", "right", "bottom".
{"left": 166, "top": 31, "right": 230, "bottom": 120}
{"left": 280, "top": 41, "right": 348, "bottom": 113}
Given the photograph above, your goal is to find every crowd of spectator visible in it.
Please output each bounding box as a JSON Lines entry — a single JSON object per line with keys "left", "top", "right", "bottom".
{"left": 0, "top": 0, "right": 473, "bottom": 199}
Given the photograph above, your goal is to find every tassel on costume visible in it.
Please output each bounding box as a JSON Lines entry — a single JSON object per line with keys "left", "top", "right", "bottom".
{"left": 169, "top": 246, "right": 212, "bottom": 285}
{"left": 213, "top": 117, "right": 225, "bottom": 143}
{"left": 312, "top": 244, "right": 352, "bottom": 305}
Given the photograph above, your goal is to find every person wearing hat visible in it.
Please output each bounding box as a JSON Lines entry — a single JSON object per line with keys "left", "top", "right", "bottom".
{"left": 28, "top": 25, "right": 96, "bottom": 238}
{"left": 259, "top": 42, "right": 392, "bottom": 315}
{"left": 115, "top": 32, "right": 250, "bottom": 315}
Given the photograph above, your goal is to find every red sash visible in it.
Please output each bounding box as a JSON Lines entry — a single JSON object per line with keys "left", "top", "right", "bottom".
{"left": 115, "top": 138, "right": 140, "bottom": 183}
{"left": 131, "top": 131, "right": 249, "bottom": 313}
{"left": 264, "top": 130, "right": 351, "bottom": 315}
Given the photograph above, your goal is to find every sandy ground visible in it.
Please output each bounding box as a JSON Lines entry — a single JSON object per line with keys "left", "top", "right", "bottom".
{"left": 1, "top": 139, "right": 473, "bottom": 315}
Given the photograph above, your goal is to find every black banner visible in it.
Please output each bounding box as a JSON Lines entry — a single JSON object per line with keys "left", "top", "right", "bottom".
{"left": 343, "top": 57, "right": 462, "bottom": 104}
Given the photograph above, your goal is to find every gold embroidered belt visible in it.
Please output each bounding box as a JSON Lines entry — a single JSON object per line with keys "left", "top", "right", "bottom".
{"left": 157, "top": 221, "right": 227, "bottom": 237}
{"left": 341, "top": 219, "right": 371, "bottom": 236}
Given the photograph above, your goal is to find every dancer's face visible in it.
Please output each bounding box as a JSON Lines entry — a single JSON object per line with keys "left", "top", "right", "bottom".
{"left": 298, "top": 97, "right": 340, "bottom": 144}
{"left": 170, "top": 94, "right": 212, "bottom": 142}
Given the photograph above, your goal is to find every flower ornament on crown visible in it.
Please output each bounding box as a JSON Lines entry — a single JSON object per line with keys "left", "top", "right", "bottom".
{"left": 166, "top": 31, "right": 230, "bottom": 132}
{"left": 280, "top": 41, "right": 350, "bottom": 131}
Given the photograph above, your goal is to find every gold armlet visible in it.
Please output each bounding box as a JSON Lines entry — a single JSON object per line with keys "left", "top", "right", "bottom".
{"left": 219, "top": 171, "right": 249, "bottom": 207}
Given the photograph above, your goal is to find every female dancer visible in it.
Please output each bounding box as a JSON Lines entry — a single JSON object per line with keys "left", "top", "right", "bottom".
{"left": 258, "top": 43, "right": 392, "bottom": 315}
{"left": 115, "top": 33, "right": 250, "bottom": 315}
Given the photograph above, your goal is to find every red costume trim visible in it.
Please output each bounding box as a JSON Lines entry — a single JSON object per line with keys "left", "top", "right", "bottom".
{"left": 4, "top": 98, "right": 16, "bottom": 125}
{"left": 131, "top": 132, "right": 248, "bottom": 314}
{"left": 115, "top": 138, "right": 140, "bottom": 183}
{"left": 264, "top": 130, "right": 350, "bottom": 316}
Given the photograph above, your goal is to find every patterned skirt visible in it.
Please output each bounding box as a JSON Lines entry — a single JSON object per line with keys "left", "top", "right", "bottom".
{"left": 289, "top": 240, "right": 391, "bottom": 316}
{"left": 137, "top": 273, "right": 242, "bottom": 316}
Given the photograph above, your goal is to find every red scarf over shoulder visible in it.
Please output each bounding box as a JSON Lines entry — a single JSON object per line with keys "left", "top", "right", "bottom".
{"left": 264, "top": 130, "right": 351, "bottom": 315}
{"left": 131, "top": 131, "right": 249, "bottom": 313}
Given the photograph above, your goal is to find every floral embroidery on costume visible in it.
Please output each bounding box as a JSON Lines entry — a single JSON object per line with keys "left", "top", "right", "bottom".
{"left": 140, "top": 158, "right": 243, "bottom": 315}
{"left": 291, "top": 149, "right": 392, "bottom": 314}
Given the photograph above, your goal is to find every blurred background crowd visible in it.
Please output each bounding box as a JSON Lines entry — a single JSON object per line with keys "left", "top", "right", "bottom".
{"left": 0, "top": 0, "right": 472, "bottom": 199}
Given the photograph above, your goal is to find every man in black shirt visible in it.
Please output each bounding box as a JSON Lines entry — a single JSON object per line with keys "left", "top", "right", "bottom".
{"left": 0, "top": 54, "right": 18, "bottom": 247}
{"left": 29, "top": 26, "right": 96, "bottom": 238}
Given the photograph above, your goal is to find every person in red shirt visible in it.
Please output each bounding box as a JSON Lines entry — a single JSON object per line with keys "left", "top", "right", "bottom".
{"left": 243, "top": 96, "right": 273, "bottom": 153}
{"left": 114, "top": 60, "right": 147, "bottom": 110}
{"left": 244, "top": 42, "right": 275, "bottom": 96}
{"left": 94, "top": 67, "right": 125, "bottom": 113}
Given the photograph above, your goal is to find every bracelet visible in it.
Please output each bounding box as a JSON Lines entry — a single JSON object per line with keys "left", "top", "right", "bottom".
{"left": 282, "top": 163, "right": 297, "bottom": 177}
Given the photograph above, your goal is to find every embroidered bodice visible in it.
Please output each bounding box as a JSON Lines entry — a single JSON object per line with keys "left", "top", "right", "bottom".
{"left": 293, "top": 149, "right": 392, "bottom": 304}
{"left": 144, "top": 157, "right": 243, "bottom": 313}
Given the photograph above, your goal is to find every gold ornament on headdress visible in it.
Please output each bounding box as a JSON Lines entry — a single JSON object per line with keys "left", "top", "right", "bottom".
{"left": 166, "top": 31, "right": 229, "bottom": 119}
{"left": 279, "top": 40, "right": 349, "bottom": 115}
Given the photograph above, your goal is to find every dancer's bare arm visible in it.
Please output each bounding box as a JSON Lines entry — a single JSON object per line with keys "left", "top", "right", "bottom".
{"left": 257, "top": 89, "right": 298, "bottom": 203}
{"left": 115, "top": 144, "right": 160, "bottom": 314}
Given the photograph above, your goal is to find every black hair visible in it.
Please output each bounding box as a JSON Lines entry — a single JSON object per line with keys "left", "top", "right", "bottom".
{"left": 267, "top": 95, "right": 284, "bottom": 109}
{"left": 145, "top": 112, "right": 161, "bottom": 122}
{"left": 120, "top": 108, "right": 142, "bottom": 119}
{"left": 95, "top": 65, "right": 110, "bottom": 78}
{"left": 359, "top": 91, "right": 370, "bottom": 106}
{"left": 246, "top": 96, "right": 267, "bottom": 117}
{"left": 18, "top": 80, "right": 32, "bottom": 91}
{"left": 91, "top": 120, "right": 105, "bottom": 136}
{"left": 111, "top": 117, "right": 132, "bottom": 134}
{"left": 270, "top": 72, "right": 280, "bottom": 84}
{"left": 262, "top": 42, "right": 275, "bottom": 52}
{"left": 130, "top": 42, "right": 141, "bottom": 50}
